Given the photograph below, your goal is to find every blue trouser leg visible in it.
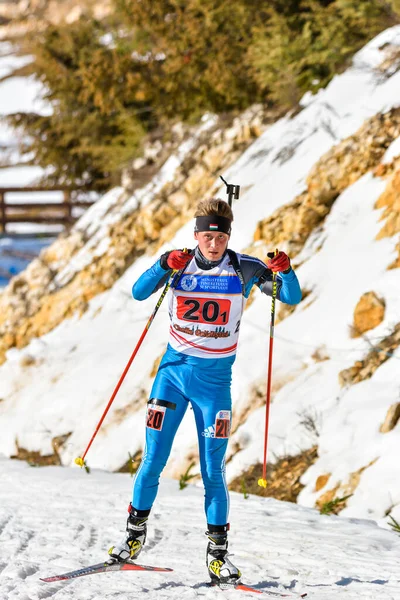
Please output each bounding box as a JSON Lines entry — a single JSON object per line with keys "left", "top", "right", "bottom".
{"left": 192, "top": 397, "right": 231, "bottom": 526}
{"left": 132, "top": 397, "right": 188, "bottom": 510}
{"left": 131, "top": 347, "right": 233, "bottom": 524}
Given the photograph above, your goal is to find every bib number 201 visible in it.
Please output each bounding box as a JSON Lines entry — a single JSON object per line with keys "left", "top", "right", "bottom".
{"left": 177, "top": 297, "right": 231, "bottom": 325}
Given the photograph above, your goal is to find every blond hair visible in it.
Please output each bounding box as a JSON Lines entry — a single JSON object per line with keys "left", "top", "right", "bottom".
{"left": 194, "top": 198, "right": 233, "bottom": 221}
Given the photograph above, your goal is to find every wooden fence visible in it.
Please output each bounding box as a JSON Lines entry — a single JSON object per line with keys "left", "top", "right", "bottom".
{"left": 0, "top": 187, "right": 96, "bottom": 234}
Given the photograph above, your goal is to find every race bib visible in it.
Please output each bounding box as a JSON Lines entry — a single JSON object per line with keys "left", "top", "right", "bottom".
{"left": 146, "top": 404, "right": 166, "bottom": 431}
{"left": 214, "top": 410, "right": 231, "bottom": 438}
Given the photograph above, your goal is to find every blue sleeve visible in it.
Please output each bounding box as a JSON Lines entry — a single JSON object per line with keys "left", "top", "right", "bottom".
{"left": 238, "top": 253, "right": 302, "bottom": 306}
{"left": 276, "top": 269, "right": 302, "bottom": 305}
{"left": 132, "top": 260, "right": 171, "bottom": 301}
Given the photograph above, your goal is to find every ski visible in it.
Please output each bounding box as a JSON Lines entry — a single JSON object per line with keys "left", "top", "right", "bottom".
{"left": 209, "top": 582, "right": 307, "bottom": 597}
{"left": 40, "top": 561, "right": 306, "bottom": 599}
{"left": 40, "top": 560, "right": 173, "bottom": 582}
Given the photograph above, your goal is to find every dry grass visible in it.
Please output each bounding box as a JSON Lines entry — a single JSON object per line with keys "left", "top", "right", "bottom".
{"left": 117, "top": 449, "right": 143, "bottom": 475}
{"left": 11, "top": 432, "right": 72, "bottom": 466}
{"left": 229, "top": 446, "right": 318, "bottom": 503}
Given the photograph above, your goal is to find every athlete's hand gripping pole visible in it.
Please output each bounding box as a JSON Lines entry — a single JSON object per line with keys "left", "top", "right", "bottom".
{"left": 258, "top": 249, "right": 278, "bottom": 488}
{"left": 75, "top": 257, "right": 186, "bottom": 467}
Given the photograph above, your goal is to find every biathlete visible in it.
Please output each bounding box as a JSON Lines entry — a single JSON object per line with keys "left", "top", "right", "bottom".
{"left": 109, "top": 198, "right": 302, "bottom": 584}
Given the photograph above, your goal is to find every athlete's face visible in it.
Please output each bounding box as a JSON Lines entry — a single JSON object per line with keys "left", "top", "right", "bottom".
{"left": 194, "top": 231, "right": 230, "bottom": 261}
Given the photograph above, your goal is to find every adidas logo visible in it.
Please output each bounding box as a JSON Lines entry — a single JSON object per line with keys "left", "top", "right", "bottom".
{"left": 201, "top": 425, "right": 215, "bottom": 438}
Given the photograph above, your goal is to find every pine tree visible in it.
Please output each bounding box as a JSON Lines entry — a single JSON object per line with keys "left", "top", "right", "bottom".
{"left": 115, "top": 0, "right": 268, "bottom": 120}
{"left": 7, "top": 0, "right": 396, "bottom": 190}
{"left": 248, "top": 0, "right": 393, "bottom": 107}
{"left": 9, "top": 17, "right": 148, "bottom": 191}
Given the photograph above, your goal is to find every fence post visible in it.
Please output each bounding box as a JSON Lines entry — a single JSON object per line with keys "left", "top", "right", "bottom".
{"left": 63, "top": 189, "right": 72, "bottom": 224}
{"left": 0, "top": 191, "right": 6, "bottom": 234}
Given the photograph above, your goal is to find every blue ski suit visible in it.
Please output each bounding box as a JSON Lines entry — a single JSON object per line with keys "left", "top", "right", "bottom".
{"left": 131, "top": 248, "right": 301, "bottom": 526}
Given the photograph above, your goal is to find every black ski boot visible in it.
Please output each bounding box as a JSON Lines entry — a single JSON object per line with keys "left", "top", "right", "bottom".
{"left": 206, "top": 524, "right": 241, "bottom": 585}
{"left": 108, "top": 505, "right": 149, "bottom": 562}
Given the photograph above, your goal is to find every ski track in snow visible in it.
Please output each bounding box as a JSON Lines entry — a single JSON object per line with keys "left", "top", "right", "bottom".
{"left": 0, "top": 459, "right": 400, "bottom": 599}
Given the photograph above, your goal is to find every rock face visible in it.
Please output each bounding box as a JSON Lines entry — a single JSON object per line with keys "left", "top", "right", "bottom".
{"left": 315, "top": 473, "right": 331, "bottom": 492}
{"left": 389, "top": 239, "right": 400, "bottom": 269}
{"left": 247, "top": 108, "right": 400, "bottom": 406}
{"left": 250, "top": 108, "right": 400, "bottom": 260}
{"left": 351, "top": 291, "right": 386, "bottom": 337}
{"left": 375, "top": 156, "right": 400, "bottom": 272}
{"left": 339, "top": 322, "right": 400, "bottom": 387}
{"left": 380, "top": 403, "right": 400, "bottom": 433}
{"left": 0, "top": 107, "right": 266, "bottom": 364}
{"left": 236, "top": 104, "right": 400, "bottom": 514}
{"left": 315, "top": 460, "right": 377, "bottom": 514}
{"left": 336, "top": 151, "right": 400, "bottom": 388}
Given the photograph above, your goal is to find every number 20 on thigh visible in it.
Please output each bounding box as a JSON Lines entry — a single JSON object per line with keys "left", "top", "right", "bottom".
{"left": 147, "top": 408, "right": 165, "bottom": 431}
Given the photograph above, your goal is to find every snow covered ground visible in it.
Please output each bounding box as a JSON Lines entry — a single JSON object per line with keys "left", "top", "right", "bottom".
{"left": 1, "top": 457, "right": 400, "bottom": 600}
